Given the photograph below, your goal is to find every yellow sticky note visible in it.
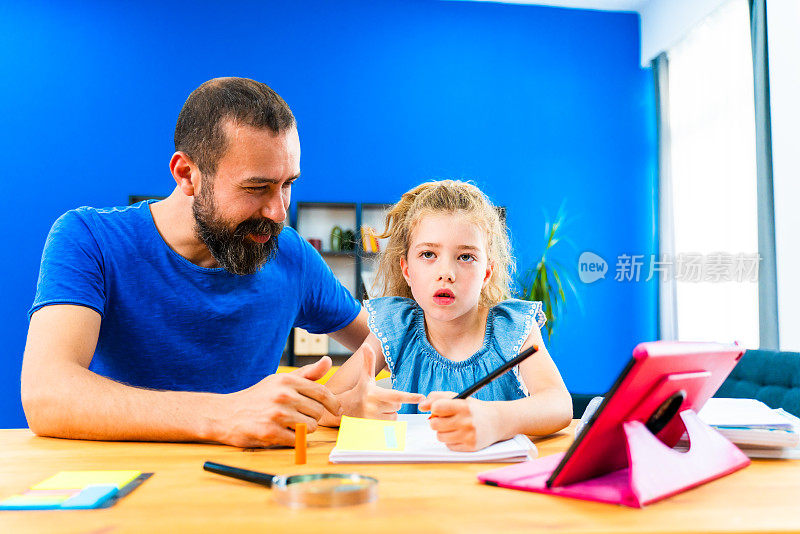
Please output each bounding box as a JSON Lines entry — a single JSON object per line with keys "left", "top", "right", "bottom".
{"left": 336, "top": 416, "right": 406, "bottom": 451}
{"left": 32, "top": 471, "right": 141, "bottom": 491}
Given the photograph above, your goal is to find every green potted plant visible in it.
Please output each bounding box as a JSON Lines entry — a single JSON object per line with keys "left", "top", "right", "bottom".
{"left": 518, "top": 209, "right": 578, "bottom": 340}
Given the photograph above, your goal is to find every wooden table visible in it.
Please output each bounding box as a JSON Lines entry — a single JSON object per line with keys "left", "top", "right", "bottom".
{"left": 1, "top": 422, "right": 799, "bottom": 534}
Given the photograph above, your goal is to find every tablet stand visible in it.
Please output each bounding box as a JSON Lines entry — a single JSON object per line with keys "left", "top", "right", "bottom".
{"left": 478, "top": 409, "right": 750, "bottom": 508}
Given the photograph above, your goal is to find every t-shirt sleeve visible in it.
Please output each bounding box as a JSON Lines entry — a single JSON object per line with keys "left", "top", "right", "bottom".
{"left": 29, "top": 210, "right": 106, "bottom": 319}
{"left": 294, "top": 237, "right": 361, "bottom": 334}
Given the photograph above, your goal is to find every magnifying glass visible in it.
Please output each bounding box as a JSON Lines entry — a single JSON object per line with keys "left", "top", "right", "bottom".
{"left": 203, "top": 461, "right": 378, "bottom": 508}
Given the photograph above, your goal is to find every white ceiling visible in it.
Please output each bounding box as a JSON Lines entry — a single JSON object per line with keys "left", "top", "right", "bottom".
{"left": 460, "top": 0, "right": 651, "bottom": 13}
{"left": 455, "top": 0, "right": 732, "bottom": 66}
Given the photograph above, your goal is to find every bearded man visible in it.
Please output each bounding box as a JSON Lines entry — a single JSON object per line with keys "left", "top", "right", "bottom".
{"left": 21, "top": 78, "right": 369, "bottom": 447}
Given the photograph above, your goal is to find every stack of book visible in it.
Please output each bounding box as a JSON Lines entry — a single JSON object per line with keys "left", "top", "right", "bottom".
{"left": 693, "top": 398, "right": 800, "bottom": 459}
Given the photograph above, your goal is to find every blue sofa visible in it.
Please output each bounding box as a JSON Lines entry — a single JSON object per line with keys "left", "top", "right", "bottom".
{"left": 715, "top": 348, "right": 800, "bottom": 417}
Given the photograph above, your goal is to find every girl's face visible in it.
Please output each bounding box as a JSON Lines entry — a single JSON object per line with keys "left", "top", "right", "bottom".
{"left": 401, "top": 212, "right": 493, "bottom": 324}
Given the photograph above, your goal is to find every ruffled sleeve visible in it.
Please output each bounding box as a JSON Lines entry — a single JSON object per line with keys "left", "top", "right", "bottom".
{"left": 490, "top": 299, "right": 547, "bottom": 396}
{"left": 364, "top": 297, "right": 419, "bottom": 378}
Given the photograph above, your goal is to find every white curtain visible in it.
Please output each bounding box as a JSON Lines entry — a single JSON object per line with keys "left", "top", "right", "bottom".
{"left": 666, "top": 0, "right": 759, "bottom": 347}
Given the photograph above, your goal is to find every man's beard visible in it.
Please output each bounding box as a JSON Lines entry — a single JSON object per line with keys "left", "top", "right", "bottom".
{"left": 192, "top": 181, "right": 283, "bottom": 275}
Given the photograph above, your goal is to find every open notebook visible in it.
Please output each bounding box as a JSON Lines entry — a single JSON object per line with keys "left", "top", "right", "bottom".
{"left": 329, "top": 414, "right": 536, "bottom": 463}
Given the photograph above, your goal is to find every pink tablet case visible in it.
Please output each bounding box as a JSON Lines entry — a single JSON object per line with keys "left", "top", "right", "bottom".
{"left": 478, "top": 341, "right": 750, "bottom": 507}
{"left": 478, "top": 410, "right": 750, "bottom": 508}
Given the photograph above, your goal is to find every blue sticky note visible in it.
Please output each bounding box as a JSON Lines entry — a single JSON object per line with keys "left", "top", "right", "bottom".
{"left": 384, "top": 426, "right": 399, "bottom": 449}
{"left": 61, "top": 485, "right": 118, "bottom": 509}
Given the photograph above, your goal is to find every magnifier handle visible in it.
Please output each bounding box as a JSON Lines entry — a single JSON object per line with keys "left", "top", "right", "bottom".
{"left": 203, "top": 461, "right": 276, "bottom": 488}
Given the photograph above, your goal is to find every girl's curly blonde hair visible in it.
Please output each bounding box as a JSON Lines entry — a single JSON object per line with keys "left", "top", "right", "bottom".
{"left": 374, "top": 180, "right": 514, "bottom": 308}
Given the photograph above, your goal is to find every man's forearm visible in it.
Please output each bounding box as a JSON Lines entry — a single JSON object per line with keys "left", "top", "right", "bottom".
{"left": 22, "top": 361, "right": 225, "bottom": 443}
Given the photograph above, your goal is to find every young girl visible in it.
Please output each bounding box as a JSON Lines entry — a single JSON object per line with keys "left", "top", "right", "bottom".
{"left": 323, "top": 180, "right": 572, "bottom": 451}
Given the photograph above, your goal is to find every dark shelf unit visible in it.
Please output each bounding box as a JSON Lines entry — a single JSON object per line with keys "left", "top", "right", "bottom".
{"left": 283, "top": 201, "right": 392, "bottom": 366}
{"left": 319, "top": 251, "right": 358, "bottom": 258}
{"left": 288, "top": 202, "right": 357, "bottom": 365}
{"left": 357, "top": 202, "right": 391, "bottom": 303}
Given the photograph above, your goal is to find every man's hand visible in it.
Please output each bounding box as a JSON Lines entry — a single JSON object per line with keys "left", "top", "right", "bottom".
{"left": 338, "top": 344, "right": 424, "bottom": 421}
{"left": 215, "top": 357, "right": 341, "bottom": 448}
{"left": 420, "top": 392, "right": 501, "bottom": 452}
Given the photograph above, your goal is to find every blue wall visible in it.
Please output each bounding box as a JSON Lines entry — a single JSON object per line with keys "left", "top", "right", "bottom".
{"left": 0, "top": 0, "right": 656, "bottom": 428}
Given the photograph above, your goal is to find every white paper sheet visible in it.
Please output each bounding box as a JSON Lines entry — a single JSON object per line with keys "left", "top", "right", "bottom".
{"left": 330, "top": 414, "right": 536, "bottom": 464}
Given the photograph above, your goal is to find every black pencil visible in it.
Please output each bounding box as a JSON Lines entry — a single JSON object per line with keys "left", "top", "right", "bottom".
{"left": 454, "top": 344, "right": 539, "bottom": 399}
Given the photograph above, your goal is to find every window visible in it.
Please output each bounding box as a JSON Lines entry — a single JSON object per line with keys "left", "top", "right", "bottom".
{"left": 666, "top": 0, "right": 759, "bottom": 347}
{"left": 766, "top": 0, "right": 800, "bottom": 351}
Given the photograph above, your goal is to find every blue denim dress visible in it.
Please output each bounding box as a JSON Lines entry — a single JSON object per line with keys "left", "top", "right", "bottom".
{"left": 365, "top": 297, "right": 547, "bottom": 414}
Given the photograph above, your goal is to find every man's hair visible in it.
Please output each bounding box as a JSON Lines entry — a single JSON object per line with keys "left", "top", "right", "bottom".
{"left": 174, "top": 77, "right": 296, "bottom": 175}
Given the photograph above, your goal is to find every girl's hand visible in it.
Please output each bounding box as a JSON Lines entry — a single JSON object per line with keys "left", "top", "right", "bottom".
{"left": 420, "top": 392, "right": 501, "bottom": 451}
{"left": 340, "top": 344, "right": 424, "bottom": 420}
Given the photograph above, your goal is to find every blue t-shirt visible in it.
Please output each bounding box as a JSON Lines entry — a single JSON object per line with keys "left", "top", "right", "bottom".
{"left": 366, "top": 297, "right": 547, "bottom": 414}
{"left": 29, "top": 200, "right": 361, "bottom": 393}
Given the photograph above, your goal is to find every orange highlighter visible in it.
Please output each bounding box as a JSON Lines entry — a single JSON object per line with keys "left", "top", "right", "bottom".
{"left": 295, "top": 423, "right": 307, "bottom": 464}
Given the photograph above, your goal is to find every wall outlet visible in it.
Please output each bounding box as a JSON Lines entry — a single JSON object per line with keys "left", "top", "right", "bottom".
{"left": 294, "top": 328, "right": 329, "bottom": 356}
